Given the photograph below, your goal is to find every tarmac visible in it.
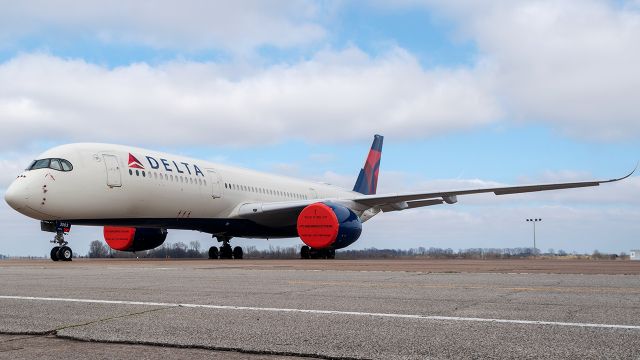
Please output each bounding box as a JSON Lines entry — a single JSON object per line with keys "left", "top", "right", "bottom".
{"left": 0, "top": 258, "right": 639, "bottom": 359}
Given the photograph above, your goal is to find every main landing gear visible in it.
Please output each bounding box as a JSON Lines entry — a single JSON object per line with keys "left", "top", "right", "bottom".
{"left": 300, "top": 246, "right": 335, "bottom": 259}
{"left": 50, "top": 229, "right": 73, "bottom": 262}
{"left": 208, "top": 236, "right": 243, "bottom": 260}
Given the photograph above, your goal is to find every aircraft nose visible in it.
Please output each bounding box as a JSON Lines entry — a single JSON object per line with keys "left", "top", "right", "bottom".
{"left": 4, "top": 177, "right": 28, "bottom": 211}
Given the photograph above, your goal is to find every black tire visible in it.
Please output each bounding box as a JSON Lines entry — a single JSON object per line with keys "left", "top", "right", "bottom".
{"left": 300, "top": 246, "right": 310, "bottom": 259}
{"left": 327, "top": 249, "right": 336, "bottom": 259}
{"left": 233, "top": 246, "right": 243, "bottom": 259}
{"left": 58, "top": 246, "right": 73, "bottom": 261}
{"left": 208, "top": 246, "right": 219, "bottom": 259}
{"left": 50, "top": 247, "right": 60, "bottom": 261}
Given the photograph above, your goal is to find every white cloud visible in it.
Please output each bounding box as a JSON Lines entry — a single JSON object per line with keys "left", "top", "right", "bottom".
{"left": 0, "top": 155, "right": 34, "bottom": 190}
{"left": 0, "top": 0, "right": 325, "bottom": 51}
{"left": 0, "top": 49, "right": 500, "bottom": 150}
{"left": 418, "top": 0, "right": 640, "bottom": 140}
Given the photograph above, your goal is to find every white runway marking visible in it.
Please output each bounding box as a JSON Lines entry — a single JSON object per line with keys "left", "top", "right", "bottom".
{"left": 1, "top": 295, "right": 639, "bottom": 330}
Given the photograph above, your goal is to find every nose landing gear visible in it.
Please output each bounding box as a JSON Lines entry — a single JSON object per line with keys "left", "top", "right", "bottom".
{"left": 42, "top": 221, "right": 73, "bottom": 262}
{"left": 50, "top": 231, "right": 73, "bottom": 261}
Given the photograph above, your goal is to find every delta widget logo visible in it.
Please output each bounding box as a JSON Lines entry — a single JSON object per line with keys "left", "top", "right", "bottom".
{"left": 128, "top": 154, "right": 144, "bottom": 169}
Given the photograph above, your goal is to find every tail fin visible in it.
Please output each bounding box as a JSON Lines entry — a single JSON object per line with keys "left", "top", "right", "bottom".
{"left": 353, "top": 134, "right": 383, "bottom": 195}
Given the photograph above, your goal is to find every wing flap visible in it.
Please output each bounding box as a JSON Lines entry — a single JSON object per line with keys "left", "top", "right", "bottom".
{"left": 379, "top": 199, "right": 444, "bottom": 212}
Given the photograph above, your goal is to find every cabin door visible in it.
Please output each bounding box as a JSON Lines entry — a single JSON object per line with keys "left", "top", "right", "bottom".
{"left": 207, "top": 169, "right": 222, "bottom": 199}
{"left": 103, "top": 154, "right": 122, "bottom": 188}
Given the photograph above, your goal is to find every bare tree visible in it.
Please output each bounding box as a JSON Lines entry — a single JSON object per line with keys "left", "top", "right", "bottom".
{"left": 88, "top": 240, "right": 109, "bottom": 258}
{"left": 189, "top": 241, "right": 201, "bottom": 252}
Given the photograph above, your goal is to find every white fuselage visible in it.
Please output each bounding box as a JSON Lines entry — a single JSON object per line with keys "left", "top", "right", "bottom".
{"left": 5, "top": 143, "right": 359, "bottom": 235}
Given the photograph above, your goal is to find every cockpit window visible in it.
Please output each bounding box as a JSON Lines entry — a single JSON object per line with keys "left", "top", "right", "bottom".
{"left": 50, "top": 159, "right": 62, "bottom": 171}
{"left": 27, "top": 158, "right": 73, "bottom": 172}
{"left": 61, "top": 160, "right": 72, "bottom": 171}
{"left": 30, "top": 159, "right": 50, "bottom": 170}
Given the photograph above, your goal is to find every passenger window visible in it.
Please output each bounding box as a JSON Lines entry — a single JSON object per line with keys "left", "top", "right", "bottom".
{"left": 136, "top": 170, "right": 139, "bottom": 176}
{"left": 142, "top": 171, "right": 146, "bottom": 177}
{"left": 129, "top": 169, "right": 133, "bottom": 176}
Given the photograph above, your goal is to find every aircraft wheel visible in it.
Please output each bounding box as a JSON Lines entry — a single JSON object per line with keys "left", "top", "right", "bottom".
{"left": 50, "top": 247, "right": 60, "bottom": 261}
{"left": 58, "top": 246, "right": 73, "bottom": 261}
{"left": 327, "top": 249, "right": 336, "bottom": 259}
{"left": 233, "top": 246, "right": 243, "bottom": 259}
{"left": 300, "top": 246, "right": 310, "bottom": 259}
{"left": 208, "top": 246, "right": 219, "bottom": 259}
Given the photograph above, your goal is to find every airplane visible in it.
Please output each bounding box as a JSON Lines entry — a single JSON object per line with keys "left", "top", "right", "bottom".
{"left": 4, "top": 135, "right": 635, "bottom": 261}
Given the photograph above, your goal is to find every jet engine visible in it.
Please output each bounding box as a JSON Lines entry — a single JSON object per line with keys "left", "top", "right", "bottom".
{"left": 296, "top": 202, "right": 362, "bottom": 249}
{"left": 103, "top": 227, "right": 167, "bottom": 252}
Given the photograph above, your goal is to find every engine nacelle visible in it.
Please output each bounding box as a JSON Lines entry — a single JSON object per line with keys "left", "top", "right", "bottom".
{"left": 103, "top": 227, "right": 167, "bottom": 252}
{"left": 296, "top": 202, "right": 362, "bottom": 250}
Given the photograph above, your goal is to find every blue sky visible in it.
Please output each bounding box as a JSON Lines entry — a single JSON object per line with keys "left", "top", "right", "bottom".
{"left": 1, "top": 1, "right": 639, "bottom": 256}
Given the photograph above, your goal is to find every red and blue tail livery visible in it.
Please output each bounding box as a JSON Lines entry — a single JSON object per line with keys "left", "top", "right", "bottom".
{"left": 353, "top": 134, "right": 383, "bottom": 195}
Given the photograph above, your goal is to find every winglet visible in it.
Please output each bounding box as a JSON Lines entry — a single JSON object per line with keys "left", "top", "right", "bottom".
{"left": 353, "top": 135, "right": 384, "bottom": 195}
{"left": 603, "top": 162, "right": 638, "bottom": 183}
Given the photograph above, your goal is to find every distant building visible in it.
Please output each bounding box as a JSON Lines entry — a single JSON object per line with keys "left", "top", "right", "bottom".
{"left": 631, "top": 250, "right": 640, "bottom": 261}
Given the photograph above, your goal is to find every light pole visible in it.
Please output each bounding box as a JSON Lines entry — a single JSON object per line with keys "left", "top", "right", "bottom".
{"left": 526, "top": 218, "right": 542, "bottom": 256}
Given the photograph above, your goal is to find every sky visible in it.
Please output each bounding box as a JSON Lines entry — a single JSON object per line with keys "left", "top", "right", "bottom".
{"left": 1, "top": 0, "right": 639, "bottom": 256}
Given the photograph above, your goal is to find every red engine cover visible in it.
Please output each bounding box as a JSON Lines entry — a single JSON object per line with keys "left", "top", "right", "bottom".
{"left": 297, "top": 203, "right": 339, "bottom": 249}
{"left": 104, "top": 226, "right": 136, "bottom": 251}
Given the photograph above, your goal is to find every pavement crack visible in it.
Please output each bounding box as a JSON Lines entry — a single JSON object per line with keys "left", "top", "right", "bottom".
{"left": 0, "top": 334, "right": 40, "bottom": 343}
{"left": 0, "top": 330, "right": 54, "bottom": 336}
{"left": 53, "top": 306, "right": 175, "bottom": 332}
{"left": 53, "top": 334, "right": 367, "bottom": 360}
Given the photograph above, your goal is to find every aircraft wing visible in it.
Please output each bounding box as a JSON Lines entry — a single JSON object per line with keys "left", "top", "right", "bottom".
{"left": 351, "top": 166, "right": 636, "bottom": 211}
{"left": 234, "top": 166, "right": 635, "bottom": 224}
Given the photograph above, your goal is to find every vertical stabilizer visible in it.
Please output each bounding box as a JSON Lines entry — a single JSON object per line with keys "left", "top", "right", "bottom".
{"left": 353, "top": 135, "right": 383, "bottom": 195}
